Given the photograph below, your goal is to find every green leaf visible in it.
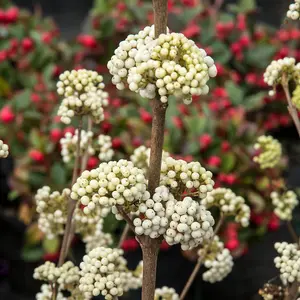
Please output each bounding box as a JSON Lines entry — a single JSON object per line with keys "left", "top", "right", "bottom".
{"left": 101, "top": 18, "right": 115, "bottom": 38}
{"left": 244, "top": 44, "right": 277, "bottom": 69}
{"left": 221, "top": 153, "right": 236, "bottom": 172}
{"left": 8, "top": 190, "right": 19, "bottom": 201}
{"left": 43, "top": 238, "right": 59, "bottom": 253}
{"left": 50, "top": 163, "right": 67, "bottom": 186}
{"left": 11, "top": 89, "right": 31, "bottom": 111}
{"left": 28, "top": 172, "right": 46, "bottom": 189}
{"left": 23, "top": 110, "right": 42, "bottom": 120}
{"left": 184, "top": 116, "right": 207, "bottom": 136}
{"left": 29, "top": 129, "right": 43, "bottom": 149}
{"left": 178, "top": 6, "right": 203, "bottom": 24}
{"left": 211, "top": 41, "right": 231, "bottom": 65}
{"left": 238, "top": 0, "right": 256, "bottom": 12}
{"left": 22, "top": 247, "right": 44, "bottom": 262}
{"left": 244, "top": 92, "right": 266, "bottom": 111}
{"left": 225, "top": 81, "right": 245, "bottom": 106}
{"left": 93, "top": 0, "right": 111, "bottom": 14}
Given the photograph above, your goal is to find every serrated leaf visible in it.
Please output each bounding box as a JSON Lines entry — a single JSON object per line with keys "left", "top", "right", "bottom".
{"left": 244, "top": 92, "right": 266, "bottom": 111}
{"left": 50, "top": 163, "right": 67, "bottom": 186}
{"left": 225, "top": 81, "right": 245, "bottom": 106}
{"left": 221, "top": 153, "right": 236, "bottom": 172}
{"left": 11, "top": 89, "right": 31, "bottom": 111}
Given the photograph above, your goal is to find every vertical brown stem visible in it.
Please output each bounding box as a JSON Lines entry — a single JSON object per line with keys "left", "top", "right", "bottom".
{"left": 141, "top": 239, "right": 161, "bottom": 300}
{"left": 138, "top": 2, "right": 168, "bottom": 300}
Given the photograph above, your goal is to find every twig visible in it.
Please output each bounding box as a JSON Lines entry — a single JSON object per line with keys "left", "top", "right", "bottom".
{"left": 116, "top": 205, "right": 136, "bottom": 232}
{"left": 118, "top": 224, "right": 130, "bottom": 248}
{"left": 80, "top": 117, "right": 92, "bottom": 173}
{"left": 282, "top": 77, "right": 300, "bottom": 137}
{"left": 180, "top": 214, "right": 225, "bottom": 300}
{"left": 58, "top": 120, "right": 82, "bottom": 267}
{"left": 287, "top": 221, "right": 299, "bottom": 245}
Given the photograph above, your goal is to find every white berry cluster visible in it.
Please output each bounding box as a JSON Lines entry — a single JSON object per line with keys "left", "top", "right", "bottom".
{"left": 79, "top": 247, "right": 138, "bottom": 299}
{"left": 60, "top": 130, "right": 95, "bottom": 164}
{"left": 71, "top": 160, "right": 148, "bottom": 216}
{"left": 264, "top": 57, "right": 300, "bottom": 96}
{"left": 154, "top": 286, "right": 180, "bottom": 300}
{"left": 108, "top": 25, "right": 217, "bottom": 104}
{"left": 274, "top": 242, "right": 300, "bottom": 285}
{"left": 35, "top": 186, "right": 70, "bottom": 239}
{"left": 34, "top": 261, "right": 80, "bottom": 290}
{"left": 36, "top": 284, "right": 66, "bottom": 300}
{"left": 201, "top": 188, "right": 250, "bottom": 227}
{"left": 253, "top": 135, "right": 282, "bottom": 169}
{"left": 133, "top": 185, "right": 175, "bottom": 238}
{"left": 199, "top": 236, "right": 234, "bottom": 283}
{"left": 82, "top": 219, "right": 114, "bottom": 253}
{"left": 125, "top": 260, "right": 143, "bottom": 291}
{"left": 130, "top": 145, "right": 170, "bottom": 172}
{"left": 98, "top": 134, "right": 114, "bottom": 162}
{"left": 165, "top": 196, "right": 214, "bottom": 250}
{"left": 57, "top": 69, "right": 108, "bottom": 124}
{"left": 271, "top": 190, "right": 298, "bottom": 221}
{"left": 0, "top": 140, "right": 9, "bottom": 158}
{"left": 133, "top": 186, "right": 214, "bottom": 250}
{"left": 160, "top": 157, "right": 214, "bottom": 198}
{"left": 287, "top": 0, "right": 300, "bottom": 20}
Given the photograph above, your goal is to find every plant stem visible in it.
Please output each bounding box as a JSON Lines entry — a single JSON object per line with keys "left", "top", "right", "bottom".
{"left": 118, "top": 223, "right": 130, "bottom": 248}
{"left": 282, "top": 78, "right": 300, "bottom": 137}
{"left": 140, "top": 238, "right": 161, "bottom": 300}
{"left": 136, "top": 2, "right": 168, "bottom": 300}
{"left": 80, "top": 116, "right": 92, "bottom": 173}
{"left": 180, "top": 214, "right": 225, "bottom": 300}
{"left": 58, "top": 119, "right": 82, "bottom": 267}
{"left": 287, "top": 221, "right": 299, "bottom": 245}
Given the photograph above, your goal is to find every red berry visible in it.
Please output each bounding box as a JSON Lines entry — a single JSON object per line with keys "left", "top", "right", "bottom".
{"left": 245, "top": 73, "right": 257, "bottom": 85}
{"left": 121, "top": 238, "right": 139, "bottom": 251}
{"left": 31, "top": 93, "right": 41, "bottom": 104}
{"left": 160, "top": 240, "right": 170, "bottom": 251}
{"left": 29, "top": 149, "right": 45, "bottom": 162}
{"left": 112, "top": 137, "right": 122, "bottom": 149}
{"left": 22, "top": 38, "right": 34, "bottom": 52}
{"left": 0, "top": 50, "right": 7, "bottom": 62}
{"left": 50, "top": 128, "right": 62, "bottom": 143}
{"left": 101, "top": 121, "right": 112, "bottom": 133}
{"left": 207, "top": 156, "right": 221, "bottom": 167}
{"left": 5, "top": 7, "right": 19, "bottom": 23}
{"left": 140, "top": 109, "right": 152, "bottom": 124}
{"left": 77, "top": 34, "right": 97, "bottom": 49}
{"left": 87, "top": 156, "right": 99, "bottom": 169}
{"left": 221, "top": 141, "right": 230, "bottom": 152}
{"left": 199, "top": 133, "right": 212, "bottom": 148}
{"left": 42, "top": 32, "right": 53, "bottom": 44}
{"left": 63, "top": 126, "right": 75, "bottom": 135}
{"left": 182, "top": 23, "right": 200, "bottom": 38}
{"left": 0, "top": 106, "right": 15, "bottom": 123}
{"left": 43, "top": 251, "right": 59, "bottom": 262}
{"left": 225, "top": 239, "right": 240, "bottom": 251}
